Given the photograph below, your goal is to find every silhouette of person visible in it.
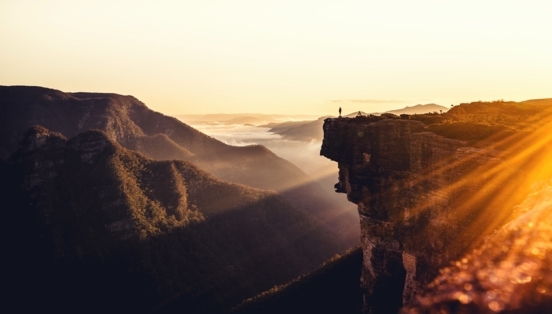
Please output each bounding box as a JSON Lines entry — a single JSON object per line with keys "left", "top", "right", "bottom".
{"left": 339, "top": 107, "right": 342, "bottom": 117}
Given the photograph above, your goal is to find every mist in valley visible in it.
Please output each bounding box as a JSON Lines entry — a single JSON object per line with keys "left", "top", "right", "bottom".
{"left": 184, "top": 122, "right": 331, "bottom": 175}
{"left": 181, "top": 116, "right": 359, "bottom": 238}
{"left": 3, "top": 0, "right": 550, "bottom": 312}
{"left": 0, "top": 88, "right": 362, "bottom": 313}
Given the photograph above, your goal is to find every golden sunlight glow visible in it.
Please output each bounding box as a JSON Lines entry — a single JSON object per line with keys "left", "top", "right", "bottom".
{"left": 1, "top": 0, "right": 551, "bottom": 116}
{"left": 404, "top": 106, "right": 552, "bottom": 246}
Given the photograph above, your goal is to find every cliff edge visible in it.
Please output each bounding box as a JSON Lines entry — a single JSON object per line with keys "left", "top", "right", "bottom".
{"left": 320, "top": 114, "right": 552, "bottom": 313}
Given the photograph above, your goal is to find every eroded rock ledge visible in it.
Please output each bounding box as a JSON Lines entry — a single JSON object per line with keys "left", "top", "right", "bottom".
{"left": 321, "top": 117, "right": 525, "bottom": 313}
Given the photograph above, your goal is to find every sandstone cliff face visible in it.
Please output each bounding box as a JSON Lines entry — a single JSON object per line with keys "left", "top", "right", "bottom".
{"left": 321, "top": 117, "right": 526, "bottom": 313}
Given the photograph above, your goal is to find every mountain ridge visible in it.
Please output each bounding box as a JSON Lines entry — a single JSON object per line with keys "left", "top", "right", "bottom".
{"left": 0, "top": 85, "right": 359, "bottom": 247}
{"left": 2, "top": 125, "right": 347, "bottom": 313}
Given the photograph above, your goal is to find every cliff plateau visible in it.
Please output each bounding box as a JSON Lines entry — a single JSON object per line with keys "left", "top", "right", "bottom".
{"left": 321, "top": 111, "right": 552, "bottom": 313}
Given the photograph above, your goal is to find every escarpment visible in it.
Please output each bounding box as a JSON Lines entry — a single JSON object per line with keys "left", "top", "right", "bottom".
{"left": 321, "top": 116, "right": 552, "bottom": 313}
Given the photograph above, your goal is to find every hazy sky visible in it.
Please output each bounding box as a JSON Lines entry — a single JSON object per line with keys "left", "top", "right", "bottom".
{"left": 1, "top": 0, "right": 551, "bottom": 115}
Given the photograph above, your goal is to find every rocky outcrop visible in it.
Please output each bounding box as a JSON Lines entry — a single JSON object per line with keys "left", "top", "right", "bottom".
{"left": 321, "top": 117, "right": 529, "bottom": 313}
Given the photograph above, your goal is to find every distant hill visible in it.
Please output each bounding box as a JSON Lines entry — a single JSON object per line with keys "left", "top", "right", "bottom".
{"left": 263, "top": 120, "right": 315, "bottom": 132}
{"left": 177, "top": 113, "right": 319, "bottom": 125}
{"left": 1, "top": 126, "right": 346, "bottom": 313}
{"left": 386, "top": 103, "right": 448, "bottom": 115}
{"left": 225, "top": 116, "right": 266, "bottom": 125}
{"left": 0, "top": 86, "right": 359, "bottom": 250}
{"left": 0, "top": 86, "right": 222, "bottom": 160}
{"left": 344, "top": 111, "right": 370, "bottom": 118}
{"left": 268, "top": 117, "right": 328, "bottom": 142}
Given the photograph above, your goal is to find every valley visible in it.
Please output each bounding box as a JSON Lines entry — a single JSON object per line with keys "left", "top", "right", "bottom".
{"left": 2, "top": 86, "right": 552, "bottom": 314}
{"left": 2, "top": 2, "right": 549, "bottom": 313}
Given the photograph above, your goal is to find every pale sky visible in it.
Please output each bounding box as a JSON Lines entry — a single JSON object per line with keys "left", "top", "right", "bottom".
{"left": 1, "top": 0, "right": 551, "bottom": 116}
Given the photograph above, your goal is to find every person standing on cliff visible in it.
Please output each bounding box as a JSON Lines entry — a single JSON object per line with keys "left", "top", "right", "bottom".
{"left": 339, "top": 107, "right": 342, "bottom": 117}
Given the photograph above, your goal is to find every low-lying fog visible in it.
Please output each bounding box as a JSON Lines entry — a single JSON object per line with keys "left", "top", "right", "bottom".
{"left": 178, "top": 105, "right": 449, "bottom": 175}
{"left": 180, "top": 116, "right": 361, "bottom": 242}
{"left": 185, "top": 122, "right": 335, "bottom": 177}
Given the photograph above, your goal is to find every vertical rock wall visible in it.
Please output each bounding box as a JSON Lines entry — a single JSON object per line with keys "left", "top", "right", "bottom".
{"left": 321, "top": 117, "right": 519, "bottom": 313}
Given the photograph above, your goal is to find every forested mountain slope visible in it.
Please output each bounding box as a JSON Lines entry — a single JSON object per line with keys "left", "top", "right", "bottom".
{"left": 0, "top": 85, "right": 359, "bottom": 249}
{"left": 0, "top": 126, "right": 344, "bottom": 313}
